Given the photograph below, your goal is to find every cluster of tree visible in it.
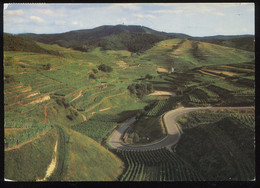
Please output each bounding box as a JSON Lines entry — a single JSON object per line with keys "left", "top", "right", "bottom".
{"left": 89, "top": 73, "right": 96, "bottom": 79}
{"left": 98, "top": 64, "right": 113, "bottom": 72}
{"left": 127, "top": 82, "right": 154, "bottom": 98}
{"left": 89, "top": 68, "right": 99, "bottom": 79}
{"left": 55, "top": 98, "right": 70, "bottom": 108}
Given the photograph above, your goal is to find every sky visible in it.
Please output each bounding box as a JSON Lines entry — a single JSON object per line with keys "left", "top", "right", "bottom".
{"left": 3, "top": 3, "right": 255, "bottom": 37}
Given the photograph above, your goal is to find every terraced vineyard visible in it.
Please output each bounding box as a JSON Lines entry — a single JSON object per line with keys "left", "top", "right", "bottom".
{"left": 4, "top": 26, "right": 255, "bottom": 181}
{"left": 147, "top": 97, "right": 176, "bottom": 117}
{"left": 175, "top": 109, "right": 255, "bottom": 180}
{"left": 117, "top": 148, "right": 204, "bottom": 181}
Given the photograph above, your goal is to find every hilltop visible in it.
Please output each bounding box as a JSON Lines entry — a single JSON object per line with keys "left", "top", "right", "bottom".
{"left": 18, "top": 25, "right": 254, "bottom": 52}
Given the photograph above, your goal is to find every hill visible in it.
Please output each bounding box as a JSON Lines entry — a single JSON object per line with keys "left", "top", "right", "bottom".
{"left": 194, "top": 35, "right": 255, "bottom": 52}
{"left": 139, "top": 38, "right": 253, "bottom": 71}
{"left": 3, "top": 33, "right": 61, "bottom": 56}
{"left": 18, "top": 25, "right": 254, "bottom": 53}
{"left": 4, "top": 28, "right": 254, "bottom": 181}
{"left": 5, "top": 125, "right": 124, "bottom": 181}
{"left": 18, "top": 25, "right": 189, "bottom": 52}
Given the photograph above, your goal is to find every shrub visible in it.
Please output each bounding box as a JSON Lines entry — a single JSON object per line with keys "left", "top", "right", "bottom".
{"left": 89, "top": 73, "right": 96, "bottom": 79}
{"left": 92, "top": 69, "right": 98, "bottom": 74}
{"left": 42, "top": 63, "right": 51, "bottom": 70}
{"left": 55, "top": 98, "right": 70, "bottom": 108}
{"left": 66, "top": 115, "right": 73, "bottom": 120}
{"left": 98, "top": 64, "right": 113, "bottom": 72}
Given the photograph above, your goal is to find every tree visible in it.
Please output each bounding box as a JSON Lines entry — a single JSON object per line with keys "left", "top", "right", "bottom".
{"left": 89, "top": 73, "right": 96, "bottom": 79}
{"left": 98, "top": 64, "right": 113, "bottom": 72}
{"left": 127, "top": 84, "right": 135, "bottom": 94}
{"left": 43, "top": 63, "right": 51, "bottom": 70}
{"left": 92, "top": 69, "right": 98, "bottom": 74}
{"left": 127, "top": 82, "right": 154, "bottom": 98}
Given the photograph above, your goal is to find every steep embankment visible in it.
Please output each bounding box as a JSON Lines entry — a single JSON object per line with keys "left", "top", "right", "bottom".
{"left": 4, "top": 127, "right": 58, "bottom": 181}
{"left": 63, "top": 127, "right": 124, "bottom": 181}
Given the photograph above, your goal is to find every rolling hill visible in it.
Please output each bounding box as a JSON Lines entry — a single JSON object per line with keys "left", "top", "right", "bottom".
{"left": 4, "top": 25, "right": 255, "bottom": 181}
{"left": 18, "top": 25, "right": 254, "bottom": 53}
{"left": 18, "top": 25, "right": 189, "bottom": 52}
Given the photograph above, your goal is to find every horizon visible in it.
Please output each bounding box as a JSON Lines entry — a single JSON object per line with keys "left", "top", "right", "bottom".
{"left": 6, "top": 24, "right": 255, "bottom": 38}
{"left": 4, "top": 3, "right": 254, "bottom": 37}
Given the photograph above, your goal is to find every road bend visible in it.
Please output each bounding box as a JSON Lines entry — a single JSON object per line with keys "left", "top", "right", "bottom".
{"left": 108, "top": 106, "right": 254, "bottom": 151}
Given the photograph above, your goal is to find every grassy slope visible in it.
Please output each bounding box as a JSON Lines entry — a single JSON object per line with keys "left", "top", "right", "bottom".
{"left": 5, "top": 127, "right": 58, "bottom": 181}
{"left": 139, "top": 39, "right": 253, "bottom": 71}
{"left": 63, "top": 127, "right": 124, "bottom": 181}
{"left": 4, "top": 42, "right": 148, "bottom": 181}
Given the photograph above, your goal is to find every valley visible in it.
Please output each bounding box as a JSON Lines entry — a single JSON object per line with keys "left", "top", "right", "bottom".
{"left": 4, "top": 25, "right": 255, "bottom": 181}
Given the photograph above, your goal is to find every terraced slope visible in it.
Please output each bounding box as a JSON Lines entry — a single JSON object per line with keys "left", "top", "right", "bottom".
{"left": 140, "top": 39, "right": 253, "bottom": 71}
{"left": 4, "top": 33, "right": 254, "bottom": 181}
{"left": 5, "top": 127, "right": 58, "bottom": 181}
{"left": 4, "top": 40, "right": 154, "bottom": 180}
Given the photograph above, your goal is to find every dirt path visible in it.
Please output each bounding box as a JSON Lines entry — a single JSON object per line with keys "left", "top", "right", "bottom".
{"left": 199, "top": 70, "right": 225, "bottom": 79}
{"left": 149, "top": 90, "right": 176, "bottom": 96}
{"left": 220, "top": 65, "right": 254, "bottom": 72}
{"left": 70, "top": 90, "right": 83, "bottom": 102}
{"left": 81, "top": 114, "right": 87, "bottom": 121}
{"left": 108, "top": 106, "right": 254, "bottom": 151}
{"left": 99, "top": 107, "right": 111, "bottom": 112}
{"left": 157, "top": 68, "right": 169, "bottom": 73}
{"left": 84, "top": 91, "right": 127, "bottom": 113}
{"left": 37, "top": 140, "right": 58, "bottom": 181}
{"left": 42, "top": 101, "right": 53, "bottom": 124}
{"left": 5, "top": 129, "right": 50, "bottom": 152}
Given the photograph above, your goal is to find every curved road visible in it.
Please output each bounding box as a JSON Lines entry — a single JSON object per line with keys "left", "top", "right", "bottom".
{"left": 108, "top": 106, "right": 254, "bottom": 151}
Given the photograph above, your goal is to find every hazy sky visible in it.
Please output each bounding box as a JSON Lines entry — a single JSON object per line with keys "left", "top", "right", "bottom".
{"left": 4, "top": 3, "right": 255, "bottom": 37}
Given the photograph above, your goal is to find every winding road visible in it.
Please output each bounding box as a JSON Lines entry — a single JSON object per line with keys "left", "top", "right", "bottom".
{"left": 108, "top": 106, "right": 254, "bottom": 151}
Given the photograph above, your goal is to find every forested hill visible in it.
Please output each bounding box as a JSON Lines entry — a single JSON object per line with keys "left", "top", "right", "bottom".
{"left": 17, "top": 25, "right": 254, "bottom": 53}
{"left": 17, "top": 25, "right": 189, "bottom": 53}
{"left": 4, "top": 33, "right": 61, "bottom": 56}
